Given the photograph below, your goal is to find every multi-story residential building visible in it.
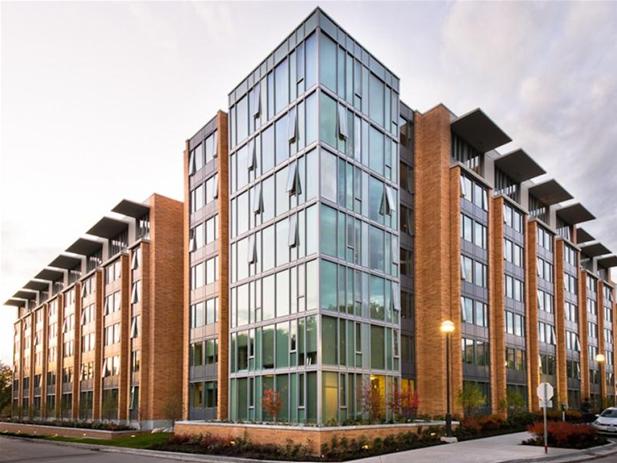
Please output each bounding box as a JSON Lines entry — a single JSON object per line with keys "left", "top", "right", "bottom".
{"left": 181, "top": 8, "right": 617, "bottom": 423}
{"left": 6, "top": 7, "right": 617, "bottom": 432}
{"left": 5, "top": 194, "right": 183, "bottom": 429}
{"left": 183, "top": 111, "right": 229, "bottom": 421}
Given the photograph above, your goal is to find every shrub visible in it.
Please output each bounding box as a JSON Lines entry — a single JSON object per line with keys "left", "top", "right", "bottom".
{"left": 457, "top": 383, "right": 486, "bottom": 416}
{"left": 524, "top": 421, "right": 607, "bottom": 449}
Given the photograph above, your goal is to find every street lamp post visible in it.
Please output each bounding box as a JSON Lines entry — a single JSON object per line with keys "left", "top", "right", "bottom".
{"left": 440, "top": 320, "right": 455, "bottom": 437}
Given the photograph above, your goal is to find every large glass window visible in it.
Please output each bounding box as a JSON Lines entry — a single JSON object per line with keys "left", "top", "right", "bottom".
{"left": 276, "top": 323, "right": 289, "bottom": 368}
{"left": 275, "top": 114, "right": 289, "bottom": 166}
{"left": 320, "top": 205, "right": 337, "bottom": 256}
{"left": 369, "top": 225, "right": 384, "bottom": 271}
{"left": 236, "top": 95, "right": 248, "bottom": 143}
{"left": 320, "top": 93, "right": 337, "bottom": 149}
{"left": 274, "top": 58, "right": 288, "bottom": 115}
{"left": 305, "top": 33, "right": 317, "bottom": 89}
{"left": 319, "top": 33, "right": 337, "bottom": 92}
{"left": 371, "top": 325, "right": 385, "bottom": 369}
{"left": 369, "top": 276, "right": 385, "bottom": 320}
{"left": 369, "top": 74, "right": 384, "bottom": 127}
{"left": 262, "top": 125, "right": 275, "bottom": 173}
{"left": 322, "top": 316, "right": 337, "bottom": 365}
{"left": 262, "top": 325, "right": 274, "bottom": 369}
{"left": 276, "top": 270, "right": 290, "bottom": 317}
{"left": 369, "top": 126, "right": 384, "bottom": 175}
{"left": 320, "top": 260, "right": 337, "bottom": 311}
{"left": 368, "top": 176, "right": 384, "bottom": 224}
{"left": 306, "top": 92, "right": 317, "bottom": 145}
{"left": 321, "top": 149, "right": 337, "bottom": 202}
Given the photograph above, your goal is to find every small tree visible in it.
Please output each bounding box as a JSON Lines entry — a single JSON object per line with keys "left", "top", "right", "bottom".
{"left": 262, "top": 388, "right": 282, "bottom": 423}
{"left": 0, "top": 363, "right": 12, "bottom": 417}
{"left": 361, "top": 380, "right": 384, "bottom": 423}
{"left": 388, "top": 387, "right": 419, "bottom": 421}
{"left": 457, "top": 383, "right": 486, "bottom": 416}
{"left": 506, "top": 388, "right": 526, "bottom": 415}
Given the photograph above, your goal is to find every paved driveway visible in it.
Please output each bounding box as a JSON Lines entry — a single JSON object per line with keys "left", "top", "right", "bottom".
{"left": 0, "top": 436, "right": 177, "bottom": 463}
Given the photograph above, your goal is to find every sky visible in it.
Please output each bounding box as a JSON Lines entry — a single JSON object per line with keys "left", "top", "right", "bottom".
{"left": 1, "top": 1, "right": 617, "bottom": 366}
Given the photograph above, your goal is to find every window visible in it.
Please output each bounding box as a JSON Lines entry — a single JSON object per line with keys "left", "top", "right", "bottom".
{"left": 369, "top": 225, "right": 384, "bottom": 271}
{"left": 320, "top": 205, "right": 337, "bottom": 257}
{"left": 369, "top": 74, "right": 384, "bottom": 127}
{"left": 320, "top": 93, "right": 337, "bottom": 148}
{"left": 369, "top": 276, "right": 385, "bottom": 320}
{"left": 369, "top": 126, "right": 384, "bottom": 175}
{"left": 371, "top": 325, "right": 385, "bottom": 369}
{"left": 505, "top": 311, "right": 524, "bottom": 337}
{"left": 320, "top": 260, "right": 337, "bottom": 311}
{"left": 319, "top": 33, "right": 337, "bottom": 91}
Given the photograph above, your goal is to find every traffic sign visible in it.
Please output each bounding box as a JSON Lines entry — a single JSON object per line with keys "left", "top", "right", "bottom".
{"left": 537, "top": 383, "right": 554, "bottom": 401}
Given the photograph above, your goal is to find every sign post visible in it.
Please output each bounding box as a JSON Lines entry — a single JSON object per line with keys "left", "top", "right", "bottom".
{"left": 537, "top": 383, "right": 554, "bottom": 455}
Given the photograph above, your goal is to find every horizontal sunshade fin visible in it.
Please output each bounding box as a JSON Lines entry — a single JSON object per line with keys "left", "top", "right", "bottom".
{"left": 24, "top": 280, "right": 49, "bottom": 291}
{"left": 49, "top": 254, "right": 82, "bottom": 270}
{"left": 576, "top": 228, "right": 594, "bottom": 244}
{"left": 597, "top": 255, "right": 617, "bottom": 269}
{"left": 494, "top": 149, "right": 545, "bottom": 183}
{"left": 556, "top": 203, "right": 595, "bottom": 225}
{"left": 580, "top": 242, "right": 611, "bottom": 258}
{"left": 4, "top": 298, "right": 25, "bottom": 307}
{"left": 66, "top": 238, "right": 104, "bottom": 256}
{"left": 35, "top": 268, "right": 65, "bottom": 282}
{"left": 451, "top": 108, "right": 512, "bottom": 153}
{"left": 111, "top": 199, "right": 149, "bottom": 219}
{"left": 528, "top": 180, "right": 573, "bottom": 206}
{"left": 13, "top": 290, "right": 37, "bottom": 300}
{"left": 86, "top": 217, "right": 129, "bottom": 240}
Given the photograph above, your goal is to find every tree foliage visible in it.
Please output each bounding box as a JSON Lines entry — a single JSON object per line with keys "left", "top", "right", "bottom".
{"left": 0, "top": 362, "right": 12, "bottom": 417}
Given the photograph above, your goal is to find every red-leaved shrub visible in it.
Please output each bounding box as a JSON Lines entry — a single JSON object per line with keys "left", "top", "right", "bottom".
{"left": 526, "top": 421, "right": 605, "bottom": 449}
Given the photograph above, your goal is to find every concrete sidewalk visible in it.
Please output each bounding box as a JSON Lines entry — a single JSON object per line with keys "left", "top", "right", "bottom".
{"left": 352, "top": 432, "right": 601, "bottom": 463}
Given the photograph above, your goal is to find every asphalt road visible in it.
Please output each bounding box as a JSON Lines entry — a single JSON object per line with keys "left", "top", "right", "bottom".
{"left": 0, "top": 437, "right": 178, "bottom": 463}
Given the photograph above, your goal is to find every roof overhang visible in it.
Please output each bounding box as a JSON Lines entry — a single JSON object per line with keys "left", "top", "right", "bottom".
{"left": 112, "top": 199, "right": 149, "bottom": 219}
{"left": 13, "top": 290, "right": 37, "bottom": 300}
{"left": 581, "top": 242, "right": 611, "bottom": 258}
{"left": 451, "top": 108, "right": 512, "bottom": 152}
{"left": 576, "top": 228, "right": 594, "bottom": 244}
{"left": 24, "top": 280, "right": 50, "bottom": 291}
{"left": 4, "top": 298, "right": 25, "bottom": 307}
{"left": 35, "top": 268, "right": 65, "bottom": 282}
{"left": 494, "top": 149, "right": 546, "bottom": 183}
{"left": 557, "top": 203, "right": 595, "bottom": 226}
{"left": 528, "top": 180, "right": 573, "bottom": 206}
{"left": 49, "top": 254, "right": 82, "bottom": 270}
{"left": 87, "top": 217, "right": 129, "bottom": 240}
{"left": 598, "top": 255, "right": 617, "bottom": 269}
{"left": 66, "top": 238, "right": 103, "bottom": 256}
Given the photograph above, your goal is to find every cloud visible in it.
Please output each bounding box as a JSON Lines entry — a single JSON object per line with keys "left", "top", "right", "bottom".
{"left": 439, "top": 1, "right": 617, "bottom": 258}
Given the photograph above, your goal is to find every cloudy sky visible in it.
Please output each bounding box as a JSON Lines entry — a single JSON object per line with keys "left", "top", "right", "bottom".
{"left": 1, "top": 1, "right": 616, "bottom": 365}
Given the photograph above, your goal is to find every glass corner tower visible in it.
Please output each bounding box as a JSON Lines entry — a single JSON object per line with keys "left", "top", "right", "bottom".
{"left": 226, "top": 8, "right": 401, "bottom": 425}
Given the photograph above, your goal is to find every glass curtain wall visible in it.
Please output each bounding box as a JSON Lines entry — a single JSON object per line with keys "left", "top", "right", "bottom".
{"left": 228, "top": 12, "right": 401, "bottom": 425}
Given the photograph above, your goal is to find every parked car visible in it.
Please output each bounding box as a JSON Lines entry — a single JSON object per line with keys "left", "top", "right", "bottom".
{"left": 592, "top": 407, "right": 617, "bottom": 434}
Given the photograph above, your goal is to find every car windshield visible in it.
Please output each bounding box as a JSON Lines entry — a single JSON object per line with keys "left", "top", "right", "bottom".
{"left": 600, "top": 409, "right": 617, "bottom": 418}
